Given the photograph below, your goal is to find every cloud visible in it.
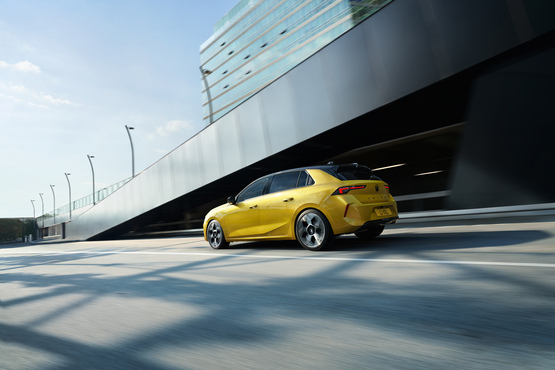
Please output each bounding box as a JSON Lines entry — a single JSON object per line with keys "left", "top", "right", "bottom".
{"left": 1, "top": 83, "right": 74, "bottom": 108}
{"left": 28, "top": 102, "right": 50, "bottom": 109}
{"left": 154, "top": 120, "right": 193, "bottom": 137}
{"left": 10, "top": 85, "right": 27, "bottom": 93}
{"left": 0, "top": 60, "right": 41, "bottom": 73}
{"left": 42, "top": 94, "right": 73, "bottom": 105}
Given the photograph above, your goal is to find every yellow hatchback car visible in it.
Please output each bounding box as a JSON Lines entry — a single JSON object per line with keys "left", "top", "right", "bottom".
{"left": 203, "top": 163, "right": 398, "bottom": 251}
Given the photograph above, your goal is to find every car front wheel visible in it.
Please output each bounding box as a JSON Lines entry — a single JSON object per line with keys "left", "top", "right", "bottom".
{"left": 207, "top": 220, "right": 229, "bottom": 249}
{"left": 295, "top": 209, "right": 334, "bottom": 251}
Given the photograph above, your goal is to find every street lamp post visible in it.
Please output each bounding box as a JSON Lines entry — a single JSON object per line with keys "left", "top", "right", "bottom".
{"left": 88, "top": 155, "right": 96, "bottom": 205}
{"left": 200, "top": 67, "right": 214, "bottom": 125}
{"left": 50, "top": 184, "right": 56, "bottom": 224}
{"left": 65, "top": 173, "right": 72, "bottom": 220}
{"left": 125, "top": 125, "right": 135, "bottom": 178}
{"left": 30, "top": 199, "right": 36, "bottom": 240}
{"left": 39, "top": 193, "right": 44, "bottom": 230}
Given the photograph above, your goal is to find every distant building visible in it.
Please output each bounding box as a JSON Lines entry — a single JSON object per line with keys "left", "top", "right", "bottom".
{"left": 200, "top": 0, "right": 393, "bottom": 125}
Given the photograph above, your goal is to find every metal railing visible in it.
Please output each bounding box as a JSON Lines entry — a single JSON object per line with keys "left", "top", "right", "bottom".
{"left": 37, "top": 177, "right": 132, "bottom": 227}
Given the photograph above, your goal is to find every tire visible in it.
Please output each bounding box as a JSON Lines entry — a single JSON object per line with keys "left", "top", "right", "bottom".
{"left": 295, "top": 209, "right": 334, "bottom": 251}
{"left": 355, "top": 225, "right": 384, "bottom": 240}
{"left": 207, "top": 220, "right": 229, "bottom": 249}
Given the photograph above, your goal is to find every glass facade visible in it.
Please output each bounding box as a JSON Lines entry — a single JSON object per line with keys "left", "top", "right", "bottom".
{"left": 200, "top": 0, "right": 393, "bottom": 124}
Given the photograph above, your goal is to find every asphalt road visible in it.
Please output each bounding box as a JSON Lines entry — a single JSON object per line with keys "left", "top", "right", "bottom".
{"left": 1, "top": 220, "right": 555, "bottom": 369}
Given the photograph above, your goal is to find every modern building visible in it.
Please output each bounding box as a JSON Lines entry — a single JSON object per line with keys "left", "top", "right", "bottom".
{"left": 200, "top": 0, "right": 392, "bottom": 124}
{"left": 45, "top": 0, "right": 555, "bottom": 241}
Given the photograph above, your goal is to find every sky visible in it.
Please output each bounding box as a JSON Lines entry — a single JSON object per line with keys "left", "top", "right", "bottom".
{"left": 0, "top": 0, "right": 238, "bottom": 217}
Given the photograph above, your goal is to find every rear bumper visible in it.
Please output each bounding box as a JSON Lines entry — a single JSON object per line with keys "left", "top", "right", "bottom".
{"left": 355, "top": 216, "right": 399, "bottom": 232}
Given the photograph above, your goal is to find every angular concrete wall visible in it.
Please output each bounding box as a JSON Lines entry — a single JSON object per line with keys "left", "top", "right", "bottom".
{"left": 67, "top": 0, "right": 555, "bottom": 240}
{"left": 448, "top": 43, "right": 555, "bottom": 208}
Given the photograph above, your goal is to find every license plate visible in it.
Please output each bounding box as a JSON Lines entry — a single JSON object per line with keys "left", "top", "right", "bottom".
{"left": 375, "top": 208, "right": 392, "bottom": 217}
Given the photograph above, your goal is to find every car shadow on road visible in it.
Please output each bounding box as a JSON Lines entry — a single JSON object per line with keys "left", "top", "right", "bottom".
{"left": 222, "top": 229, "right": 552, "bottom": 253}
{"left": 336, "top": 229, "right": 552, "bottom": 252}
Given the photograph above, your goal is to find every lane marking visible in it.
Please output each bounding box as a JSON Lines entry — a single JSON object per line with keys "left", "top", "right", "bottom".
{"left": 2, "top": 250, "right": 555, "bottom": 268}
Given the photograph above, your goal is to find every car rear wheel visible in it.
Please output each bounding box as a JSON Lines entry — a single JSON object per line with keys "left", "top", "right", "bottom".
{"left": 355, "top": 225, "right": 384, "bottom": 240}
{"left": 295, "top": 209, "right": 334, "bottom": 251}
{"left": 207, "top": 220, "right": 229, "bottom": 249}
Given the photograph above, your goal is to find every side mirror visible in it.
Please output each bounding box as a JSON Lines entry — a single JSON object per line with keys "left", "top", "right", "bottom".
{"left": 227, "top": 195, "right": 237, "bottom": 205}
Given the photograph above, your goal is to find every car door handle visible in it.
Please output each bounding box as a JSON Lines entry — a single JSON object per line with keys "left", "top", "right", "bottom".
{"left": 282, "top": 198, "right": 294, "bottom": 202}
{"left": 249, "top": 205, "right": 258, "bottom": 209}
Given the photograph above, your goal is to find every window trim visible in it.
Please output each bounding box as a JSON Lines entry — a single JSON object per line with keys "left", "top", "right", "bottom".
{"left": 236, "top": 176, "right": 270, "bottom": 203}
{"left": 267, "top": 171, "right": 301, "bottom": 194}
{"left": 235, "top": 169, "right": 315, "bottom": 203}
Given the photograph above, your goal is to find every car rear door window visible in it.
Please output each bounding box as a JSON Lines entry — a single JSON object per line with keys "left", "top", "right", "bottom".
{"left": 268, "top": 172, "right": 300, "bottom": 193}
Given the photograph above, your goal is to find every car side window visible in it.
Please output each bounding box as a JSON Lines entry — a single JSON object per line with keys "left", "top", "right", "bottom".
{"left": 268, "top": 172, "right": 301, "bottom": 194}
{"left": 236, "top": 178, "right": 269, "bottom": 203}
{"left": 297, "top": 171, "right": 308, "bottom": 187}
{"left": 297, "top": 171, "right": 315, "bottom": 187}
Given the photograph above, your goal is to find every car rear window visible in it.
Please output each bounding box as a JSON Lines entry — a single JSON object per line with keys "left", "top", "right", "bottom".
{"left": 331, "top": 165, "right": 378, "bottom": 181}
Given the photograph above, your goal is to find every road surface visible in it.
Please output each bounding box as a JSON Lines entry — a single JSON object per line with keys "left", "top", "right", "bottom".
{"left": 1, "top": 221, "right": 555, "bottom": 369}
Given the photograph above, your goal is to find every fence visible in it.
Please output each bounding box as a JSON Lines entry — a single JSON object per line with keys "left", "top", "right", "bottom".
{"left": 37, "top": 177, "right": 132, "bottom": 227}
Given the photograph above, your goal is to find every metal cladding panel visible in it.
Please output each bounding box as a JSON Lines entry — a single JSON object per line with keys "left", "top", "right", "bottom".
{"left": 116, "top": 172, "right": 145, "bottom": 218}
{"left": 216, "top": 112, "right": 244, "bottom": 174}
{"left": 524, "top": 0, "right": 555, "bottom": 37}
{"left": 158, "top": 155, "right": 175, "bottom": 201}
{"left": 428, "top": 0, "right": 520, "bottom": 74}
{"left": 170, "top": 146, "right": 188, "bottom": 195}
{"left": 184, "top": 135, "right": 205, "bottom": 190}
{"left": 260, "top": 78, "right": 300, "bottom": 154}
{"left": 68, "top": 186, "right": 125, "bottom": 240}
{"left": 287, "top": 57, "right": 335, "bottom": 141}
{"left": 200, "top": 124, "right": 222, "bottom": 183}
{"left": 236, "top": 96, "right": 270, "bottom": 166}
{"left": 147, "top": 164, "right": 164, "bottom": 208}
{"left": 364, "top": 0, "right": 440, "bottom": 101}
{"left": 119, "top": 179, "right": 138, "bottom": 216}
{"left": 179, "top": 145, "right": 192, "bottom": 190}
{"left": 319, "top": 27, "right": 380, "bottom": 123}
{"left": 448, "top": 46, "right": 555, "bottom": 208}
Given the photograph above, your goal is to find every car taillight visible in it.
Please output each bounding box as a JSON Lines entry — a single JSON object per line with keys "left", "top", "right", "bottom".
{"left": 332, "top": 185, "right": 366, "bottom": 195}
